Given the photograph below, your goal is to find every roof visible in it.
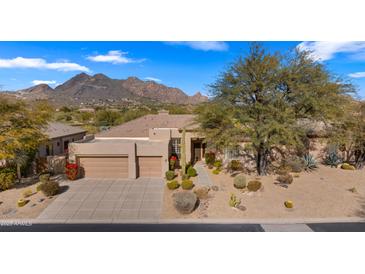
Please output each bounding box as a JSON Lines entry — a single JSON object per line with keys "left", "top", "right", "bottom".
{"left": 97, "top": 114, "right": 197, "bottom": 138}
{"left": 44, "top": 122, "right": 87, "bottom": 139}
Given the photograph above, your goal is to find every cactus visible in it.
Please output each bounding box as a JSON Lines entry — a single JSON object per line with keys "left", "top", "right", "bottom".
{"left": 233, "top": 174, "right": 247, "bottom": 189}
{"left": 324, "top": 145, "right": 342, "bottom": 168}
{"left": 229, "top": 194, "right": 241, "bottom": 208}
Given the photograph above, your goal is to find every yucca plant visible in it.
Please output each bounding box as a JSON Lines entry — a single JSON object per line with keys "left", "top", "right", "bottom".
{"left": 302, "top": 154, "right": 318, "bottom": 171}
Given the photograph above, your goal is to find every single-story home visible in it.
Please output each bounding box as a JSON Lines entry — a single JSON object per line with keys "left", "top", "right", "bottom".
{"left": 38, "top": 122, "right": 87, "bottom": 157}
{"left": 69, "top": 110, "right": 206, "bottom": 179}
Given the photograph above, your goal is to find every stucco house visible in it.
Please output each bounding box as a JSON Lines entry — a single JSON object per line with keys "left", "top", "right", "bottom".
{"left": 38, "top": 122, "right": 87, "bottom": 157}
{"left": 69, "top": 110, "right": 206, "bottom": 179}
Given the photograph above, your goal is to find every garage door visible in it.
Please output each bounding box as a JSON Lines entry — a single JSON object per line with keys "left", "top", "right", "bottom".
{"left": 137, "top": 156, "right": 162, "bottom": 177}
{"left": 78, "top": 156, "right": 128, "bottom": 178}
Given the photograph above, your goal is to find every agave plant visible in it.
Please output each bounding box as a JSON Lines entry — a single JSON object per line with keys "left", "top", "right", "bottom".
{"left": 324, "top": 150, "right": 342, "bottom": 168}
{"left": 302, "top": 154, "right": 318, "bottom": 171}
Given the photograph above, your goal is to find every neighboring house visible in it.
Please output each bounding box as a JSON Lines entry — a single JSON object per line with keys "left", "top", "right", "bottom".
{"left": 69, "top": 110, "right": 205, "bottom": 179}
{"left": 38, "top": 122, "right": 87, "bottom": 157}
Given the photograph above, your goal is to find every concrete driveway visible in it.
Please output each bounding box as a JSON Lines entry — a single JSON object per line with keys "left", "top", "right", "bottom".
{"left": 37, "top": 178, "right": 164, "bottom": 223}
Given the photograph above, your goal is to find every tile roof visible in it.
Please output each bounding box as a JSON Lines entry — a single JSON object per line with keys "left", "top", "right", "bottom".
{"left": 44, "top": 122, "right": 86, "bottom": 139}
{"left": 97, "top": 114, "right": 197, "bottom": 137}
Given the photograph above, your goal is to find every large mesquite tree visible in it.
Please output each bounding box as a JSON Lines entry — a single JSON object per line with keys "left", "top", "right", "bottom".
{"left": 196, "top": 43, "right": 353, "bottom": 175}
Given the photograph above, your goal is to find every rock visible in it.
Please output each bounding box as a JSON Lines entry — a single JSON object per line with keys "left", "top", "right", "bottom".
{"left": 194, "top": 186, "right": 210, "bottom": 199}
{"left": 30, "top": 203, "right": 37, "bottom": 207}
{"left": 38, "top": 198, "right": 45, "bottom": 203}
{"left": 173, "top": 192, "right": 198, "bottom": 214}
{"left": 211, "top": 185, "right": 219, "bottom": 191}
{"left": 236, "top": 205, "right": 246, "bottom": 211}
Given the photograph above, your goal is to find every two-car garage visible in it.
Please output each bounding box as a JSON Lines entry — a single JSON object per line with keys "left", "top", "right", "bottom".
{"left": 78, "top": 156, "right": 163, "bottom": 179}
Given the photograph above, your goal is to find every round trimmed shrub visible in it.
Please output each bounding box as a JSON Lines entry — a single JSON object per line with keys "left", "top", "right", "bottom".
{"left": 39, "top": 173, "right": 51, "bottom": 183}
{"left": 233, "top": 174, "right": 247, "bottom": 189}
{"left": 229, "top": 160, "right": 241, "bottom": 171}
{"left": 276, "top": 173, "right": 293, "bottom": 184}
{"left": 166, "top": 180, "right": 180, "bottom": 190}
{"left": 40, "top": 180, "right": 60, "bottom": 197}
{"left": 204, "top": 152, "right": 215, "bottom": 165}
{"left": 247, "top": 180, "right": 262, "bottom": 192}
{"left": 212, "top": 169, "right": 220, "bottom": 175}
{"left": 187, "top": 166, "right": 197, "bottom": 177}
{"left": 165, "top": 170, "right": 175, "bottom": 180}
{"left": 213, "top": 160, "right": 222, "bottom": 169}
{"left": 181, "top": 174, "right": 190, "bottom": 180}
{"left": 181, "top": 179, "right": 194, "bottom": 190}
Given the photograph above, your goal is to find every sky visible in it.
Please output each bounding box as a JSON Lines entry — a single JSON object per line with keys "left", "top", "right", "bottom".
{"left": 1, "top": 41, "right": 365, "bottom": 98}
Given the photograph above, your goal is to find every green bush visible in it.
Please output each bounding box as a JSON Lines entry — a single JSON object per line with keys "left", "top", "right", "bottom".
{"left": 212, "top": 169, "right": 220, "bottom": 175}
{"left": 181, "top": 174, "right": 190, "bottom": 180}
{"left": 233, "top": 174, "right": 247, "bottom": 189}
{"left": 166, "top": 180, "right": 180, "bottom": 190}
{"left": 39, "top": 181, "right": 60, "bottom": 197}
{"left": 165, "top": 170, "right": 175, "bottom": 180}
{"left": 229, "top": 160, "right": 241, "bottom": 171}
{"left": 205, "top": 152, "right": 215, "bottom": 165}
{"left": 276, "top": 173, "right": 293, "bottom": 184}
{"left": 181, "top": 179, "right": 194, "bottom": 190}
{"left": 213, "top": 160, "right": 222, "bottom": 169}
{"left": 247, "top": 180, "right": 262, "bottom": 192}
{"left": 0, "top": 171, "right": 16, "bottom": 191}
{"left": 187, "top": 166, "right": 197, "bottom": 177}
{"left": 39, "top": 173, "right": 51, "bottom": 183}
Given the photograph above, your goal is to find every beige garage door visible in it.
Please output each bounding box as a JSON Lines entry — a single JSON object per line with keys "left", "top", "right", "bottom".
{"left": 137, "top": 156, "right": 162, "bottom": 177}
{"left": 78, "top": 156, "right": 128, "bottom": 178}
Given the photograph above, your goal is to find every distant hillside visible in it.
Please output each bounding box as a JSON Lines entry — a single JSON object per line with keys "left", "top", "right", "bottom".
{"left": 9, "top": 73, "right": 208, "bottom": 106}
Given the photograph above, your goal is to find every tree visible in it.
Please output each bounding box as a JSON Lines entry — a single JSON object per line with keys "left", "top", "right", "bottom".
{"left": 0, "top": 96, "right": 52, "bottom": 179}
{"left": 196, "top": 43, "right": 353, "bottom": 175}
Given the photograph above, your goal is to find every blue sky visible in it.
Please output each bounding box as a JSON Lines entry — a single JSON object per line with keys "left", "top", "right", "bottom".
{"left": 1, "top": 41, "right": 365, "bottom": 98}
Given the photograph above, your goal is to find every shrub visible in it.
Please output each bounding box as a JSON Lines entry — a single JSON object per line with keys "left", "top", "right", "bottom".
{"left": 173, "top": 192, "right": 198, "bottom": 214}
{"left": 229, "top": 160, "right": 241, "bottom": 171}
{"left": 181, "top": 174, "right": 190, "bottom": 180}
{"left": 181, "top": 179, "right": 194, "bottom": 190}
{"left": 39, "top": 173, "right": 51, "bottom": 183}
{"left": 205, "top": 152, "right": 215, "bottom": 165}
{"left": 166, "top": 180, "right": 180, "bottom": 190}
{"left": 186, "top": 166, "right": 197, "bottom": 177}
{"left": 212, "top": 169, "right": 220, "bottom": 175}
{"left": 22, "top": 189, "right": 33, "bottom": 198}
{"left": 276, "top": 173, "right": 293, "bottom": 184}
{"left": 285, "top": 158, "right": 304, "bottom": 173}
{"left": 65, "top": 163, "right": 78, "bottom": 180}
{"left": 233, "top": 174, "right": 247, "bottom": 189}
{"left": 36, "top": 183, "right": 43, "bottom": 192}
{"left": 213, "top": 160, "right": 222, "bottom": 169}
{"left": 165, "top": 170, "right": 175, "bottom": 180}
{"left": 341, "top": 163, "right": 356, "bottom": 170}
{"left": 302, "top": 154, "right": 318, "bottom": 171}
{"left": 17, "top": 199, "right": 29, "bottom": 207}
{"left": 0, "top": 170, "right": 16, "bottom": 191}
{"left": 229, "top": 193, "right": 241, "bottom": 207}
{"left": 40, "top": 180, "right": 60, "bottom": 196}
{"left": 247, "top": 180, "right": 262, "bottom": 192}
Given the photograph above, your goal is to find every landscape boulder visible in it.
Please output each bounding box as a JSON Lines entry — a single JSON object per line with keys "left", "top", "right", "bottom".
{"left": 193, "top": 186, "right": 210, "bottom": 199}
{"left": 173, "top": 192, "right": 198, "bottom": 214}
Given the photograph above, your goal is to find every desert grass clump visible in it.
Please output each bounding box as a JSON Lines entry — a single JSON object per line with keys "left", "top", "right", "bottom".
{"left": 212, "top": 169, "right": 220, "bottom": 175}
{"left": 247, "top": 180, "right": 262, "bottom": 192}
{"left": 22, "top": 188, "right": 33, "bottom": 198}
{"left": 276, "top": 173, "right": 293, "bottom": 185}
{"left": 39, "top": 180, "right": 60, "bottom": 197}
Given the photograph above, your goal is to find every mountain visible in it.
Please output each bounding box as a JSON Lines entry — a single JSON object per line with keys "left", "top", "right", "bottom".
{"left": 11, "top": 73, "right": 208, "bottom": 106}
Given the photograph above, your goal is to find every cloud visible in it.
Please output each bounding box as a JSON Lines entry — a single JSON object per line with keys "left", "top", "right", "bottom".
{"left": 297, "top": 41, "right": 365, "bottom": 61}
{"left": 144, "top": 77, "right": 162, "bottom": 82}
{"left": 31, "top": 80, "right": 58, "bottom": 86}
{"left": 87, "top": 50, "right": 145, "bottom": 64}
{"left": 348, "top": 72, "right": 365, "bottom": 78}
{"left": 167, "top": 42, "right": 228, "bottom": 51}
{"left": 0, "top": 57, "right": 90, "bottom": 72}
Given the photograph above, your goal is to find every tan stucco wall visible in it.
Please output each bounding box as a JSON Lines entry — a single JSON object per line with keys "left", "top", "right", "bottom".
{"left": 38, "top": 132, "right": 86, "bottom": 157}
{"left": 69, "top": 138, "right": 169, "bottom": 179}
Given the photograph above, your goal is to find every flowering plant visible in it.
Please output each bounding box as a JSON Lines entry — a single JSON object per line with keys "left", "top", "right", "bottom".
{"left": 169, "top": 155, "right": 177, "bottom": 170}
{"left": 65, "top": 162, "right": 78, "bottom": 180}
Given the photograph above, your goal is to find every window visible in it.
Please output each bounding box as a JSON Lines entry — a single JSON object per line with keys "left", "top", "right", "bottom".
{"left": 171, "top": 138, "right": 181, "bottom": 158}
